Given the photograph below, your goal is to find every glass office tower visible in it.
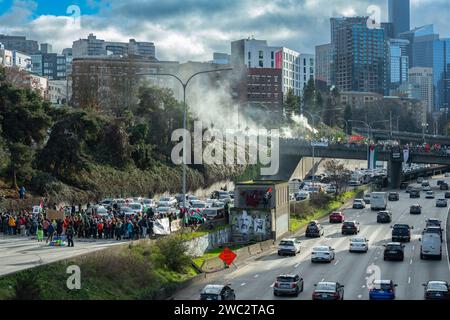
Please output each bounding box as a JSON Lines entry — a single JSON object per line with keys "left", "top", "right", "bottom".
{"left": 388, "top": 0, "right": 410, "bottom": 38}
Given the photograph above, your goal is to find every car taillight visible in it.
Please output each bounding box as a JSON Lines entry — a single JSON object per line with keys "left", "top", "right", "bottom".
{"left": 291, "top": 283, "right": 297, "bottom": 288}
{"left": 274, "top": 283, "right": 279, "bottom": 288}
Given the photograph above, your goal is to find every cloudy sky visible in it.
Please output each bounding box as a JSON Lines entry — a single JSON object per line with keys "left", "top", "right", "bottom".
{"left": 0, "top": 0, "right": 448, "bottom": 62}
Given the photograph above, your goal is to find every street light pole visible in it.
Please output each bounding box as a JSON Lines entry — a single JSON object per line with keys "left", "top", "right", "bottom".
{"left": 349, "top": 120, "right": 372, "bottom": 169}
{"left": 138, "top": 68, "right": 232, "bottom": 209}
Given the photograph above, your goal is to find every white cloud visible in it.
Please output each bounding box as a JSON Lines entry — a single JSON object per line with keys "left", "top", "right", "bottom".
{"left": 0, "top": 0, "right": 448, "bottom": 62}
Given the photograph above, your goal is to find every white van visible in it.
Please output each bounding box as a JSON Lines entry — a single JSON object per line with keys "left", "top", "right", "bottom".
{"left": 370, "top": 192, "right": 387, "bottom": 211}
{"left": 420, "top": 233, "right": 442, "bottom": 260}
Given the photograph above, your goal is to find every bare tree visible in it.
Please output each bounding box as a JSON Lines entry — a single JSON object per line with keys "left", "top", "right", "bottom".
{"left": 323, "top": 160, "right": 351, "bottom": 196}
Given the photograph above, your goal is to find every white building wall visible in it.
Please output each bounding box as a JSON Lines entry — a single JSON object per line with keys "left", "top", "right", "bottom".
{"left": 241, "top": 39, "right": 314, "bottom": 97}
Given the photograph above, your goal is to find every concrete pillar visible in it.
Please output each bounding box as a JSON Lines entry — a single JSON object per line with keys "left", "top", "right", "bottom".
{"left": 388, "top": 160, "right": 403, "bottom": 189}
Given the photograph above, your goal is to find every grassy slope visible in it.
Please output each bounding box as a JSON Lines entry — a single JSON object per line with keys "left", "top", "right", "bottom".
{"left": 289, "top": 188, "right": 365, "bottom": 232}
{"left": 0, "top": 242, "right": 199, "bottom": 300}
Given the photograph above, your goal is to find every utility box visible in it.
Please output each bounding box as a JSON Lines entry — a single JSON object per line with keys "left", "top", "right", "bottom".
{"left": 230, "top": 180, "right": 289, "bottom": 242}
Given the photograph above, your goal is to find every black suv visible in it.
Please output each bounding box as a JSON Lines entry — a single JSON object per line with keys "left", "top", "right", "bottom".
{"left": 388, "top": 192, "right": 399, "bottom": 201}
{"left": 342, "top": 221, "right": 360, "bottom": 235}
{"left": 383, "top": 242, "right": 405, "bottom": 261}
{"left": 445, "top": 192, "right": 450, "bottom": 199}
{"left": 392, "top": 224, "right": 413, "bottom": 242}
{"left": 306, "top": 221, "right": 324, "bottom": 238}
{"left": 377, "top": 211, "right": 392, "bottom": 223}
{"left": 410, "top": 204, "right": 422, "bottom": 214}
{"left": 410, "top": 189, "right": 420, "bottom": 198}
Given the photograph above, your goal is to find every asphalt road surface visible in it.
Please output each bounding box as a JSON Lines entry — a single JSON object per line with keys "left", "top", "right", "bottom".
{"left": 0, "top": 236, "right": 125, "bottom": 277}
{"left": 174, "top": 175, "right": 450, "bottom": 300}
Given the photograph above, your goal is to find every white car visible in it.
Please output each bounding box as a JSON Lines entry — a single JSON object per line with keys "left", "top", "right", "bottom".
{"left": 142, "top": 198, "right": 156, "bottom": 208}
{"left": 295, "top": 191, "right": 310, "bottom": 201}
{"left": 423, "top": 186, "right": 432, "bottom": 192}
{"left": 445, "top": 173, "right": 450, "bottom": 178}
{"left": 120, "top": 207, "right": 134, "bottom": 216}
{"left": 129, "top": 203, "right": 143, "bottom": 215}
{"left": 278, "top": 238, "right": 301, "bottom": 256}
{"left": 326, "top": 185, "right": 337, "bottom": 194}
{"left": 311, "top": 246, "right": 335, "bottom": 263}
{"left": 349, "top": 237, "right": 369, "bottom": 253}
{"left": 96, "top": 206, "right": 109, "bottom": 217}
{"left": 158, "top": 196, "right": 177, "bottom": 207}
{"left": 425, "top": 191, "right": 435, "bottom": 199}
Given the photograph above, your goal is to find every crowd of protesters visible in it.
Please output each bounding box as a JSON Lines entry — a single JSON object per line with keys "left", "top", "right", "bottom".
{"left": 0, "top": 199, "right": 224, "bottom": 246}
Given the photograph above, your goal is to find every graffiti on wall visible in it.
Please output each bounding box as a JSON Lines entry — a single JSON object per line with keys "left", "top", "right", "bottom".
{"left": 238, "top": 187, "right": 274, "bottom": 209}
{"left": 230, "top": 210, "right": 272, "bottom": 240}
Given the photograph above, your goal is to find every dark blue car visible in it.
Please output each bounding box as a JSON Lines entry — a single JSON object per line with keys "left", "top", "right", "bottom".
{"left": 369, "top": 280, "right": 397, "bottom": 300}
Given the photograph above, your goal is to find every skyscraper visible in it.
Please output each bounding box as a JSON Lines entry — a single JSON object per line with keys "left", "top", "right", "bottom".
{"left": 315, "top": 43, "right": 333, "bottom": 88}
{"left": 388, "top": 0, "right": 410, "bottom": 38}
{"left": 388, "top": 39, "right": 409, "bottom": 90}
{"left": 331, "top": 17, "right": 387, "bottom": 95}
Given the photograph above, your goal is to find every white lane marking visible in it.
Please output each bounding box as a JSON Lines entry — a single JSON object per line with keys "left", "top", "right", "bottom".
{"left": 408, "top": 277, "right": 411, "bottom": 284}
{"left": 321, "top": 278, "right": 325, "bottom": 282}
{"left": 241, "top": 283, "right": 246, "bottom": 286}
{"left": 362, "top": 285, "right": 366, "bottom": 289}
{"left": 374, "top": 257, "right": 378, "bottom": 261}
{"left": 412, "top": 246, "right": 415, "bottom": 251}
{"left": 334, "top": 260, "right": 340, "bottom": 266}
{"left": 294, "top": 263, "right": 300, "bottom": 268}
{"left": 358, "top": 294, "right": 363, "bottom": 299}
{"left": 410, "top": 259, "right": 413, "bottom": 265}
{"left": 254, "top": 274, "right": 259, "bottom": 278}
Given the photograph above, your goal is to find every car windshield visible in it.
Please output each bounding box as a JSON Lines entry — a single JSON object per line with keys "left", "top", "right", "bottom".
{"left": 373, "top": 282, "right": 392, "bottom": 290}
{"left": 393, "top": 228, "right": 409, "bottom": 235}
{"left": 386, "top": 244, "right": 401, "bottom": 250}
{"left": 160, "top": 197, "right": 171, "bottom": 202}
{"left": 316, "top": 283, "right": 336, "bottom": 292}
{"left": 192, "top": 203, "right": 206, "bottom": 208}
{"left": 354, "top": 200, "right": 363, "bottom": 203}
{"left": 200, "top": 293, "right": 220, "bottom": 300}
{"left": 343, "top": 222, "right": 355, "bottom": 227}
{"left": 204, "top": 209, "right": 218, "bottom": 215}
{"left": 277, "top": 276, "right": 295, "bottom": 283}
{"left": 428, "top": 282, "right": 448, "bottom": 291}
{"left": 313, "top": 247, "right": 328, "bottom": 252}
{"left": 280, "top": 241, "right": 294, "bottom": 246}
{"left": 352, "top": 238, "right": 365, "bottom": 243}
{"left": 130, "top": 204, "right": 141, "bottom": 210}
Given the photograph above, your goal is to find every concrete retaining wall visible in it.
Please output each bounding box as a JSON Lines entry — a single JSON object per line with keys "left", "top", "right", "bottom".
{"left": 185, "top": 227, "right": 231, "bottom": 257}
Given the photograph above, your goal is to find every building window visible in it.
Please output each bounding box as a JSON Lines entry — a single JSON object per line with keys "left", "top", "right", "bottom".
{"left": 248, "top": 52, "right": 251, "bottom": 60}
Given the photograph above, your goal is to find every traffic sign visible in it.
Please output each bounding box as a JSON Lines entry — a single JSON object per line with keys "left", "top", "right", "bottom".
{"left": 219, "top": 247, "right": 237, "bottom": 266}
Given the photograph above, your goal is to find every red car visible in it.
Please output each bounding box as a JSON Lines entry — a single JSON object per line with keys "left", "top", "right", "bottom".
{"left": 329, "top": 211, "right": 345, "bottom": 223}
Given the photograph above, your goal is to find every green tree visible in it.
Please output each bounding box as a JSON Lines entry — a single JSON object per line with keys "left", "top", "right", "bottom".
{"left": 283, "top": 88, "right": 299, "bottom": 118}
{"left": 344, "top": 104, "right": 353, "bottom": 135}
{"left": 302, "top": 78, "right": 316, "bottom": 111}
{"left": 0, "top": 67, "right": 52, "bottom": 187}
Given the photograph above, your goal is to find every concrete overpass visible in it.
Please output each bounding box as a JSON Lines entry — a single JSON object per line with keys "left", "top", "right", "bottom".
{"left": 353, "top": 127, "right": 450, "bottom": 145}
{"left": 263, "top": 140, "right": 450, "bottom": 188}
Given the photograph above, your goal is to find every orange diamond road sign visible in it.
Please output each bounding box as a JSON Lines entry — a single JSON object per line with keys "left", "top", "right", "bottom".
{"left": 219, "top": 247, "right": 237, "bottom": 266}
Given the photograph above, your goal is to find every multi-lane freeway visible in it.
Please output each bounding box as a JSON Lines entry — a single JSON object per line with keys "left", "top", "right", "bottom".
{"left": 174, "top": 175, "right": 450, "bottom": 300}
{"left": 0, "top": 237, "right": 125, "bottom": 277}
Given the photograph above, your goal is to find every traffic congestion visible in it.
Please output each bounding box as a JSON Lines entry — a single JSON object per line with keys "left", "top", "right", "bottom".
{"left": 189, "top": 172, "right": 450, "bottom": 301}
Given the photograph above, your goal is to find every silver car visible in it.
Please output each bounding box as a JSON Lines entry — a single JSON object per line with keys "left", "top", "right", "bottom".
{"left": 349, "top": 237, "right": 369, "bottom": 253}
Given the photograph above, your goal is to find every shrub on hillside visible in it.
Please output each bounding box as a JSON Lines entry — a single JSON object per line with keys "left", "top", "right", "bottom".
{"left": 309, "top": 193, "right": 332, "bottom": 208}
{"left": 154, "top": 235, "right": 192, "bottom": 273}
{"left": 12, "top": 271, "right": 42, "bottom": 300}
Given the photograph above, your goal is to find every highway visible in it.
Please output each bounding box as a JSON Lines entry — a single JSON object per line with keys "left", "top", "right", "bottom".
{"left": 174, "top": 175, "right": 450, "bottom": 300}
{"left": 0, "top": 237, "right": 125, "bottom": 277}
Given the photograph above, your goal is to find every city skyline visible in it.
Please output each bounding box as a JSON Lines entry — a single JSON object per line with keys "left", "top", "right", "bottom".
{"left": 0, "top": 0, "right": 448, "bottom": 62}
